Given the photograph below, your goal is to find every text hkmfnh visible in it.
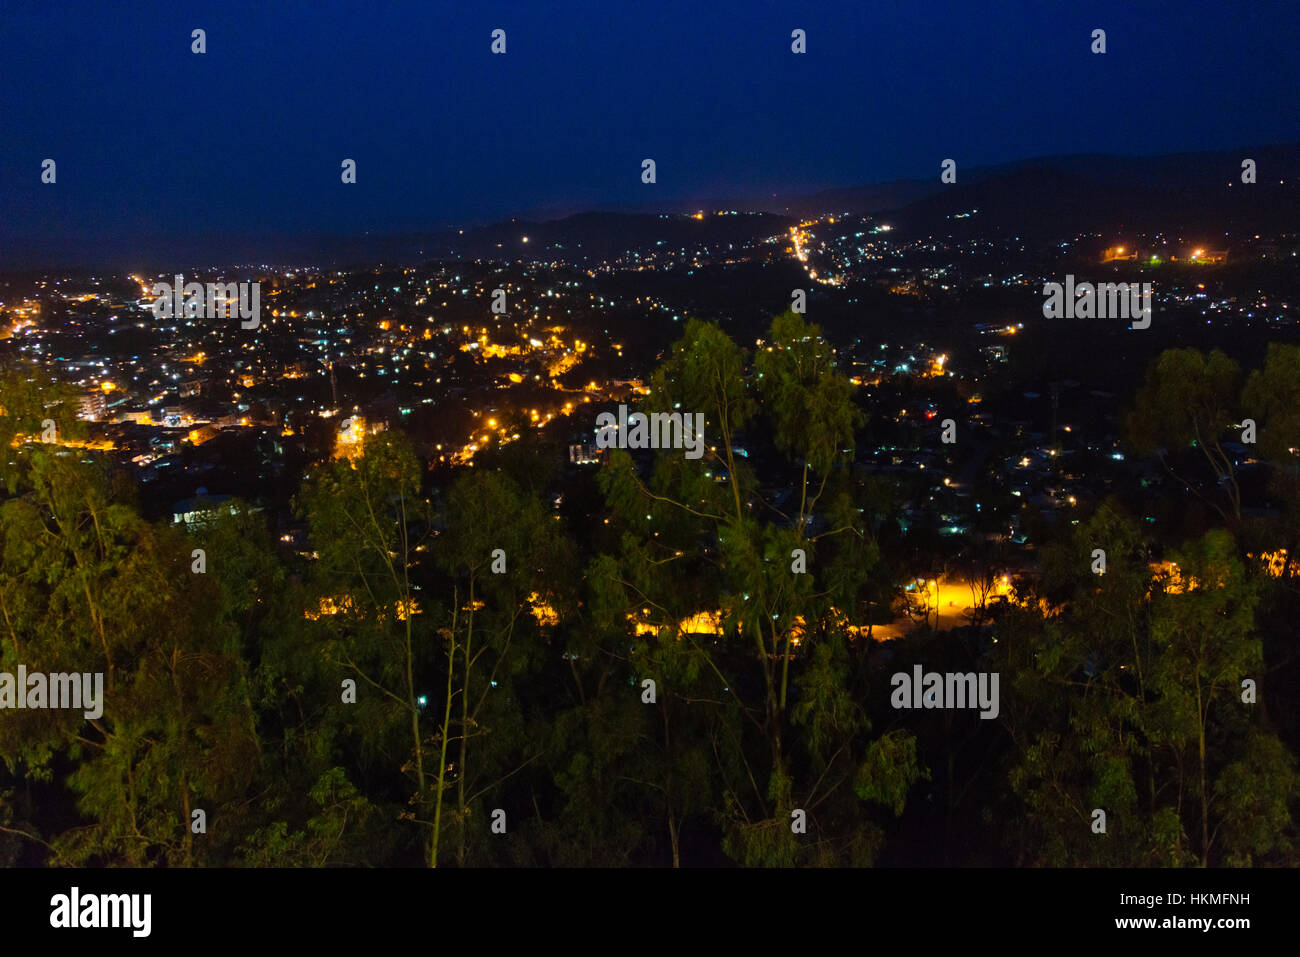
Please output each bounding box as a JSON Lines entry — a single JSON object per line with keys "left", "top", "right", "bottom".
{"left": 890, "top": 665, "right": 999, "bottom": 719}
{"left": 0, "top": 666, "right": 103, "bottom": 719}
{"left": 1042, "top": 274, "right": 1152, "bottom": 329}
{"left": 50, "top": 887, "right": 151, "bottom": 938}
{"left": 595, "top": 405, "right": 706, "bottom": 459}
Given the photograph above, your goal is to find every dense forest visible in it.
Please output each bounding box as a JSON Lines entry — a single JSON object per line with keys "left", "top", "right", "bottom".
{"left": 1, "top": 313, "right": 1297, "bottom": 867}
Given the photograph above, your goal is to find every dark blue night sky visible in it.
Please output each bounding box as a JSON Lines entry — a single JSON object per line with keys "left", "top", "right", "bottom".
{"left": 2, "top": 0, "right": 1297, "bottom": 256}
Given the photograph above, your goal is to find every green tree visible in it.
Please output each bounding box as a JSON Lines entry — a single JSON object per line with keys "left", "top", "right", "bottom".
{"left": 997, "top": 502, "right": 1296, "bottom": 866}
{"left": 0, "top": 451, "right": 260, "bottom": 865}
{"left": 296, "top": 431, "right": 437, "bottom": 864}
{"left": 1126, "top": 348, "right": 1242, "bottom": 525}
{"left": 594, "top": 313, "right": 922, "bottom": 866}
{"left": 433, "top": 469, "right": 573, "bottom": 866}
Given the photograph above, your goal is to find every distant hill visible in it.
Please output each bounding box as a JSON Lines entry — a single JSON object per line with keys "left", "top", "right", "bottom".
{"left": 358, "top": 142, "right": 1300, "bottom": 263}
{"left": 764, "top": 179, "right": 944, "bottom": 218}
{"left": 1, "top": 212, "right": 794, "bottom": 273}
{"left": 868, "top": 143, "right": 1300, "bottom": 244}
{"left": 4, "top": 143, "right": 1297, "bottom": 270}
{"left": 432, "top": 210, "right": 792, "bottom": 263}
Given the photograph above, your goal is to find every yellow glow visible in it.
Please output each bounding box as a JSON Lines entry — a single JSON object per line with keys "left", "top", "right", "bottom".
{"left": 527, "top": 592, "right": 559, "bottom": 626}
{"left": 304, "top": 595, "right": 357, "bottom": 620}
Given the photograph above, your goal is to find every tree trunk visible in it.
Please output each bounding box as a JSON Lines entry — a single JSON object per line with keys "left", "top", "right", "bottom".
{"left": 456, "top": 582, "right": 475, "bottom": 868}
{"left": 663, "top": 698, "right": 679, "bottom": 867}
{"left": 430, "top": 601, "right": 456, "bottom": 867}
{"left": 1197, "top": 679, "right": 1209, "bottom": 866}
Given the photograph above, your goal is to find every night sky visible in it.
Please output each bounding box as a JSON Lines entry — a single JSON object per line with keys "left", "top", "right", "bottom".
{"left": 2, "top": 0, "right": 1297, "bottom": 257}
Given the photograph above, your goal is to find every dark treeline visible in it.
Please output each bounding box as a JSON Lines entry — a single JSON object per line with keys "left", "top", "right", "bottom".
{"left": 0, "top": 315, "right": 1297, "bottom": 867}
